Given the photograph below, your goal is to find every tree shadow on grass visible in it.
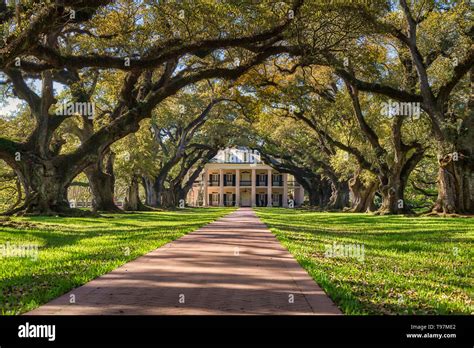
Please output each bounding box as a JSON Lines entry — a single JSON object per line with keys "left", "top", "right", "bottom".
{"left": 266, "top": 222, "right": 468, "bottom": 244}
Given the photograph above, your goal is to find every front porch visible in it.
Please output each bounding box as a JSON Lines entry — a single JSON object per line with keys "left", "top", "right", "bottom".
{"left": 206, "top": 187, "right": 290, "bottom": 207}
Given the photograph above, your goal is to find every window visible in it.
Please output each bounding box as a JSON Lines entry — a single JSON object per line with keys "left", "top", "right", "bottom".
{"left": 211, "top": 174, "right": 219, "bottom": 182}
{"left": 272, "top": 174, "right": 282, "bottom": 186}
{"left": 226, "top": 193, "right": 234, "bottom": 206}
{"left": 272, "top": 194, "right": 280, "bottom": 205}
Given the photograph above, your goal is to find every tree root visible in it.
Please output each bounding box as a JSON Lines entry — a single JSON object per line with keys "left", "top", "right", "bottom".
{"left": 423, "top": 211, "right": 473, "bottom": 218}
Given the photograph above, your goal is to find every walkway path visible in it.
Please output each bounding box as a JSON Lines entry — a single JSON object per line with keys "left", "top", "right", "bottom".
{"left": 27, "top": 208, "right": 340, "bottom": 315}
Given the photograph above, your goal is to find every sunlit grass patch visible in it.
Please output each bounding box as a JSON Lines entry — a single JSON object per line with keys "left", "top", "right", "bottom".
{"left": 255, "top": 208, "right": 473, "bottom": 315}
{"left": 0, "top": 208, "right": 234, "bottom": 315}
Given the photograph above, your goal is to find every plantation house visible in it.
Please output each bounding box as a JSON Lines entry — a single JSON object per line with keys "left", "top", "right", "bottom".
{"left": 187, "top": 148, "right": 305, "bottom": 207}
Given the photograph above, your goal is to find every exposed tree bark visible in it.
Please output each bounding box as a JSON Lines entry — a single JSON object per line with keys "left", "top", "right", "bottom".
{"left": 84, "top": 151, "right": 120, "bottom": 212}
{"left": 2, "top": 173, "right": 24, "bottom": 215}
{"left": 153, "top": 172, "right": 167, "bottom": 208}
{"left": 306, "top": 184, "right": 320, "bottom": 206}
{"left": 374, "top": 141, "right": 425, "bottom": 215}
{"left": 433, "top": 143, "right": 474, "bottom": 214}
{"left": 346, "top": 170, "right": 378, "bottom": 213}
{"left": 433, "top": 69, "right": 474, "bottom": 214}
{"left": 329, "top": 180, "right": 350, "bottom": 210}
{"left": 302, "top": 176, "right": 327, "bottom": 207}
{"left": 5, "top": 156, "right": 72, "bottom": 215}
{"left": 123, "top": 174, "right": 148, "bottom": 211}
{"left": 160, "top": 188, "right": 182, "bottom": 208}
{"left": 142, "top": 176, "right": 157, "bottom": 207}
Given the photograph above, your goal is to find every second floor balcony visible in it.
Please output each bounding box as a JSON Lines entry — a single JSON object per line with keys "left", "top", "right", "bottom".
{"left": 204, "top": 177, "right": 300, "bottom": 188}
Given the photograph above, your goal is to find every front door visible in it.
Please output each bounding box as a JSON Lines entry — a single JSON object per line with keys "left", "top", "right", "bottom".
{"left": 240, "top": 190, "right": 251, "bottom": 207}
{"left": 257, "top": 193, "right": 266, "bottom": 207}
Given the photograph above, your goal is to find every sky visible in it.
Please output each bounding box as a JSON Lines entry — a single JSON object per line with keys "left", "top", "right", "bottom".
{"left": 1, "top": 80, "right": 65, "bottom": 119}
{"left": 0, "top": 97, "right": 25, "bottom": 119}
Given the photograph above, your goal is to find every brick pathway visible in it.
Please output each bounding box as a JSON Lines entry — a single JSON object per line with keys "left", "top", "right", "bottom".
{"left": 27, "top": 208, "right": 341, "bottom": 315}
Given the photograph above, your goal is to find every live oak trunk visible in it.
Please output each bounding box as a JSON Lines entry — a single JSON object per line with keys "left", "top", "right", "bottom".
{"left": 84, "top": 152, "right": 120, "bottom": 212}
{"left": 346, "top": 173, "right": 377, "bottom": 213}
{"left": 307, "top": 189, "right": 319, "bottom": 207}
{"left": 142, "top": 176, "right": 158, "bottom": 207}
{"left": 160, "top": 187, "right": 186, "bottom": 208}
{"left": 433, "top": 71, "right": 474, "bottom": 214}
{"left": 300, "top": 176, "right": 332, "bottom": 208}
{"left": 433, "top": 135, "right": 474, "bottom": 214}
{"left": 319, "top": 179, "right": 333, "bottom": 208}
{"left": 7, "top": 157, "right": 72, "bottom": 216}
{"left": 375, "top": 147, "right": 414, "bottom": 215}
{"left": 328, "top": 180, "right": 350, "bottom": 210}
{"left": 153, "top": 172, "right": 167, "bottom": 208}
{"left": 123, "top": 175, "right": 148, "bottom": 211}
{"left": 378, "top": 173, "right": 412, "bottom": 215}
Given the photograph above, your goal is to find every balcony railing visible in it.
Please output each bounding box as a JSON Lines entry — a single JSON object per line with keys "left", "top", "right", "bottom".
{"left": 208, "top": 201, "right": 236, "bottom": 206}
{"left": 205, "top": 180, "right": 300, "bottom": 187}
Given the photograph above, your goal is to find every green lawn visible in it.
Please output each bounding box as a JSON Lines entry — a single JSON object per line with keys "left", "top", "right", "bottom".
{"left": 0, "top": 207, "right": 234, "bottom": 315}
{"left": 255, "top": 208, "right": 473, "bottom": 315}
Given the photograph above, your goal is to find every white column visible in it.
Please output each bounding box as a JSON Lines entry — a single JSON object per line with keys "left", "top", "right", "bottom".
{"left": 235, "top": 169, "right": 240, "bottom": 207}
{"left": 203, "top": 168, "right": 208, "bottom": 207}
{"left": 282, "top": 173, "right": 288, "bottom": 207}
{"left": 267, "top": 168, "right": 272, "bottom": 207}
{"left": 219, "top": 168, "right": 224, "bottom": 206}
{"left": 251, "top": 169, "right": 256, "bottom": 207}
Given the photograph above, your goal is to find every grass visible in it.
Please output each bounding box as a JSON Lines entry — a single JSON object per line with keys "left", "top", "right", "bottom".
{"left": 255, "top": 208, "right": 473, "bottom": 315}
{"left": 0, "top": 207, "right": 234, "bottom": 315}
